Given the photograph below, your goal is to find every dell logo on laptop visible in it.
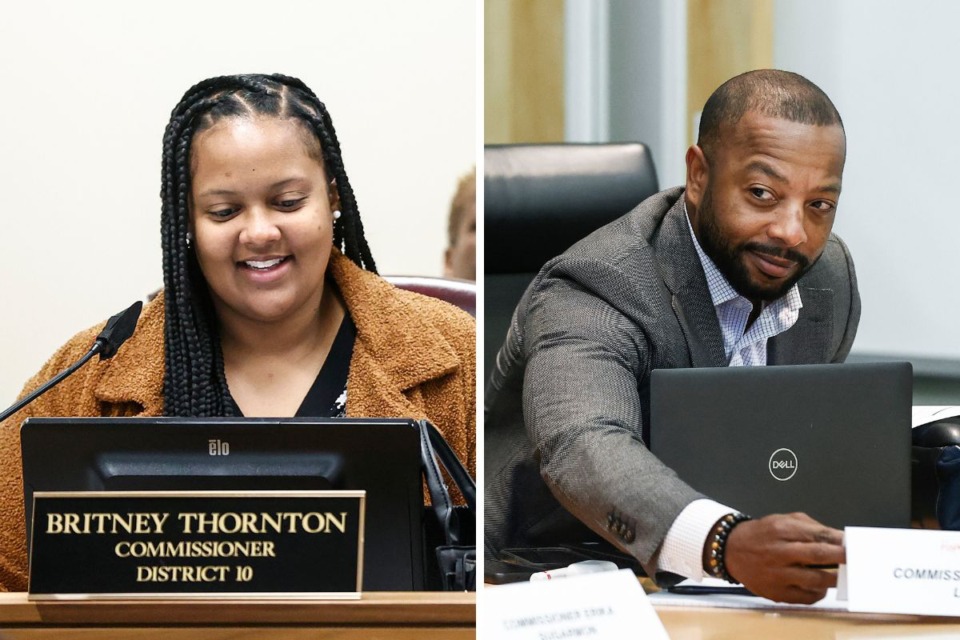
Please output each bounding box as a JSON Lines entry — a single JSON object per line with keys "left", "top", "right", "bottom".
{"left": 768, "top": 448, "right": 797, "bottom": 481}
{"left": 209, "top": 439, "right": 229, "bottom": 456}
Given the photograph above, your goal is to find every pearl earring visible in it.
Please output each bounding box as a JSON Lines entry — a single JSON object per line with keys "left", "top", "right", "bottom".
{"left": 332, "top": 210, "right": 342, "bottom": 221}
{"left": 186, "top": 231, "right": 193, "bottom": 248}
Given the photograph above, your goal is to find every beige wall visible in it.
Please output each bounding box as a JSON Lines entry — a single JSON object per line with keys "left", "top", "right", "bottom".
{"left": 687, "top": 0, "right": 773, "bottom": 144}
{"left": 486, "top": 0, "right": 774, "bottom": 147}
{"left": 0, "top": 0, "right": 475, "bottom": 405}
{"left": 485, "top": 0, "right": 565, "bottom": 143}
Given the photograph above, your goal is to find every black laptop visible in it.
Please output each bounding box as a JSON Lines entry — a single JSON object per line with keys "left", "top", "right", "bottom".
{"left": 20, "top": 417, "right": 425, "bottom": 590}
{"left": 650, "top": 362, "right": 912, "bottom": 528}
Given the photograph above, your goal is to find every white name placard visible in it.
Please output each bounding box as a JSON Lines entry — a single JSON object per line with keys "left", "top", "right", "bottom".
{"left": 845, "top": 526, "right": 960, "bottom": 617}
{"left": 482, "top": 569, "right": 668, "bottom": 639}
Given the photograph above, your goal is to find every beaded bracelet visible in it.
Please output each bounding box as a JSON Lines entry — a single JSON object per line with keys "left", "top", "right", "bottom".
{"left": 706, "top": 512, "right": 752, "bottom": 584}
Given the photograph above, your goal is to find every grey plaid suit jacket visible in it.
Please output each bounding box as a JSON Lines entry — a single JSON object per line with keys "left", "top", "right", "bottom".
{"left": 484, "top": 186, "right": 861, "bottom": 579}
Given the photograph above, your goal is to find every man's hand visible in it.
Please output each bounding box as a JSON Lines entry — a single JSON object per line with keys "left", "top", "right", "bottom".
{"left": 717, "top": 512, "right": 844, "bottom": 604}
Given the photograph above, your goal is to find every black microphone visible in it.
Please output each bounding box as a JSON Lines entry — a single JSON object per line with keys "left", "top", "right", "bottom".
{"left": 0, "top": 301, "right": 143, "bottom": 424}
{"left": 92, "top": 300, "right": 143, "bottom": 359}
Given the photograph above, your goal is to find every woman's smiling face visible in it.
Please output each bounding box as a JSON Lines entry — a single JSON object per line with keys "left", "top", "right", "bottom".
{"left": 189, "top": 116, "right": 338, "bottom": 327}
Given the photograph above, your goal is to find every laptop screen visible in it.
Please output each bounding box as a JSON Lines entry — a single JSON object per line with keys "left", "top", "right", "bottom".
{"left": 20, "top": 417, "right": 425, "bottom": 590}
{"left": 650, "top": 362, "right": 912, "bottom": 529}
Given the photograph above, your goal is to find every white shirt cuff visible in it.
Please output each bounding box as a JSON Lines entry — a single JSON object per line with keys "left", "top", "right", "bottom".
{"left": 656, "top": 499, "right": 736, "bottom": 580}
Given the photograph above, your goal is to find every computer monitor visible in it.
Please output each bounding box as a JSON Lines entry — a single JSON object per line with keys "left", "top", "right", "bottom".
{"left": 20, "top": 417, "right": 426, "bottom": 591}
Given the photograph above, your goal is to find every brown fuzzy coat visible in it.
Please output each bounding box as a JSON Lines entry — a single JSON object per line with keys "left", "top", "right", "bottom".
{"left": 0, "top": 253, "right": 476, "bottom": 591}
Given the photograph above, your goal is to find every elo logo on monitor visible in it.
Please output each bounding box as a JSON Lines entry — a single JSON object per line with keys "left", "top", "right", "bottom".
{"left": 768, "top": 448, "right": 798, "bottom": 481}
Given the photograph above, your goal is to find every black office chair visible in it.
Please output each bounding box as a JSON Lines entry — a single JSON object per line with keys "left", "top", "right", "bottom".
{"left": 484, "top": 142, "right": 660, "bottom": 384}
{"left": 912, "top": 418, "right": 960, "bottom": 529}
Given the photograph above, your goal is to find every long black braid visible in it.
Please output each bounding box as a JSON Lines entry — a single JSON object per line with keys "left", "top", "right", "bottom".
{"left": 160, "top": 73, "right": 377, "bottom": 417}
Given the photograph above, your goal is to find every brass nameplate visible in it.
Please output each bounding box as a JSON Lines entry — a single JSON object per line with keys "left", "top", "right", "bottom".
{"left": 28, "top": 490, "right": 364, "bottom": 599}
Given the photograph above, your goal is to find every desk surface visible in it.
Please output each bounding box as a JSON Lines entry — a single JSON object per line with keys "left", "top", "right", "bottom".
{"left": 0, "top": 591, "right": 475, "bottom": 639}
{"left": 484, "top": 577, "right": 960, "bottom": 638}
{"left": 4, "top": 591, "right": 960, "bottom": 639}
{"left": 657, "top": 606, "right": 960, "bottom": 639}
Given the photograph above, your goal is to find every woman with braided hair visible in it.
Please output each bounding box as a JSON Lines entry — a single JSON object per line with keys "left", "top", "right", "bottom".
{"left": 0, "top": 74, "right": 475, "bottom": 591}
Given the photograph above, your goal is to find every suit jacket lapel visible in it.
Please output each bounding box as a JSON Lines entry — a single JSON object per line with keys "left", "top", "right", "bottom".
{"left": 653, "top": 196, "right": 727, "bottom": 368}
{"left": 768, "top": 287, "right": 834, "bottom": 365}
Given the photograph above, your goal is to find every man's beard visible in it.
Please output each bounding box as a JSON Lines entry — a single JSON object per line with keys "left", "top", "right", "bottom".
{"left": 696, "top": 185, "right": 813, "bottom": 302}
